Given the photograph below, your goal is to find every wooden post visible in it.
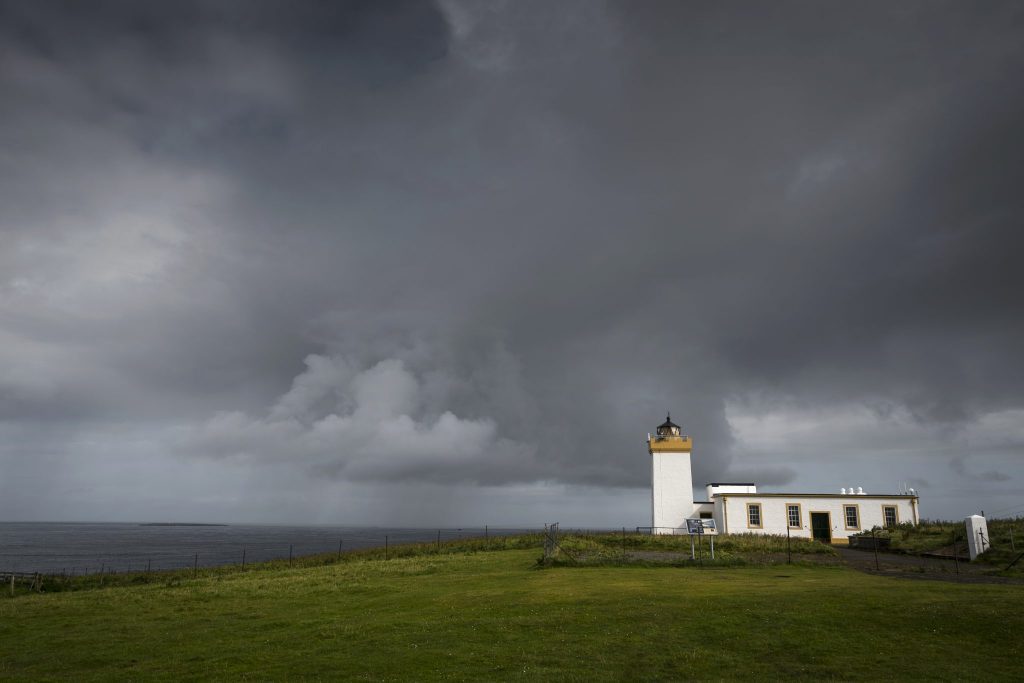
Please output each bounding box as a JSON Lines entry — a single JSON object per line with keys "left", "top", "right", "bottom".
{"left": 10, "top": 573, "right": 14, "bottom": 597}
{"left": 147, "top": 559, "right": 152, "bottom": 573}
{"left": 385, "top": 535, "right": 389, "bottom": 560}
{"left": 289, "top": 544, "right": 293, "bottom": 566}
{"left": 193, "top": 553, "right": 198, "bottom": 579}
{"left": 242, "top": 548, "right": 246, "bottom": 569}
{"left": 338, "top": 539, "right": 343, "bottom": 559}
{"left": 485, "top": 525, "right": 489, "bottom": 547}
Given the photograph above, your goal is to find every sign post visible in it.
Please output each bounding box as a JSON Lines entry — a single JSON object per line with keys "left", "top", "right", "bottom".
{"left": 686, "top": 518, "right": 717, "bottom": 562}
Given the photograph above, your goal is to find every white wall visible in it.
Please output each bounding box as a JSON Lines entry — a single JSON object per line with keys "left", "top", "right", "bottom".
{"left": 651, "top": 451, "right": 694, "bottom": 534}
{"left": 716, "top": 495, "right": 919, "bottom": 542}
{"left": 706, "top": 484, "right": 756, "bottom": 499}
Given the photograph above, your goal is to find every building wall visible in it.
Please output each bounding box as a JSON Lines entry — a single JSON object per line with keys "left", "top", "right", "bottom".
{"left": 716, "top": 495, "right": 919, "bottom": 543}
{"left": 706, "top": 484, "right": 756, "bottom": 498}
{"left": 651, "top": 451, "right": 694, "bottom": 534}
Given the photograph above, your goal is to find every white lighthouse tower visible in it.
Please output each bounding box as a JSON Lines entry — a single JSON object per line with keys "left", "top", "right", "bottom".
{"left": 648, "top": 414, "right": 694, "bottom": 534}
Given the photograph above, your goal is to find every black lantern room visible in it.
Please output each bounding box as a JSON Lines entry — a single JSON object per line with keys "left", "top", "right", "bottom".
{"left": 656, "top": 413, "right": 681, "bottom": 437}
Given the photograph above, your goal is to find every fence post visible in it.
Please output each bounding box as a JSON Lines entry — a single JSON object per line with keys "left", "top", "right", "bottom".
{"left": 193, "top": 553, "right": 198, "bottom": 579}
{"left": 437, "top": 529, "right": 441, "bottom": 553}
{"left": 338, "top": 539, "right": 343, "bottom": 559}
{"left": 242, "top": 548, "right": 246, "bottom": 569}
{"left": 872, "top": 527, "right": 880, "bottom": 571}
{"left": 385, "top": 535, "right": 389, "bottom": 561}
{"left": 289, "top": 544, "right": 293, "bottom": 566}
{"left": 485, "top": 525, "right": 489, "bottom": 547}
{"left": 147, "top": 559, "right": 152, "bottom": 574}
{"left": 786, "top": 524, "right": 792, "bottom": 564}
{"left": 9, "top": 573, "right": 14, "bottom": 597}
{"left": 622, "top": 527, "right": 627, "bottom": 558}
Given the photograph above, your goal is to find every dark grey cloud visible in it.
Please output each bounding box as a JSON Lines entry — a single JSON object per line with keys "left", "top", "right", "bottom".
{"left": 1, "top": 1, "right": 1023, "bottom": 523}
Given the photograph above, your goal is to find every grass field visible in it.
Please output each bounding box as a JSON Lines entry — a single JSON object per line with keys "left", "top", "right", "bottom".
{"left": 2, "top": 539, "right": 1023, "bottom": 681}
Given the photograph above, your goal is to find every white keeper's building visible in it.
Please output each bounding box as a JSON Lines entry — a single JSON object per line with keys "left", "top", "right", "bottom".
{"left": 648, "top": 415, "right": 920, "bottom": 543}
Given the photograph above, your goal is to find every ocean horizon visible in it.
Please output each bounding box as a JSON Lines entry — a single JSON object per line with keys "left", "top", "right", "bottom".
{"left": 0, "top": 522, "right": 539, "bottom": 575}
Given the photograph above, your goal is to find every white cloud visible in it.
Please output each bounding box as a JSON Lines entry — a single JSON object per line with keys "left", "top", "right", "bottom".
{"left": 725, "top": 400, "right": 1019, "bottom": 493}
{"left": 176, "top": 354, "right": 538, "bottom": 484}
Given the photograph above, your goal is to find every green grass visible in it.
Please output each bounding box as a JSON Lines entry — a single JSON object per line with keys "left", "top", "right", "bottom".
{"left": 854, "top": 518, "right": 1024, "bottom": 568}
{"left": 550, "top": 531, "right": 836, "bottom": 566}
{"left": 2, "top": 539, "right": 1023, "bottom": 681}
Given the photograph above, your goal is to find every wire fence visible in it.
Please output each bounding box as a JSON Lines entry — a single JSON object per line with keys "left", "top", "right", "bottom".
{"left": 0, "top": 526, "right": 539, "bottom": 577}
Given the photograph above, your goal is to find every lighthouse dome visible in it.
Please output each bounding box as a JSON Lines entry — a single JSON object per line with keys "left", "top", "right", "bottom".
{"left": 656, "top": 413, "right": 681, "bottom": 437}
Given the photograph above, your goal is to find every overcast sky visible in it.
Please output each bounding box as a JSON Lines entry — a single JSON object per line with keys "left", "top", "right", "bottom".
{"left": 2, "top": 1, "right": 1023, "bottom": 526}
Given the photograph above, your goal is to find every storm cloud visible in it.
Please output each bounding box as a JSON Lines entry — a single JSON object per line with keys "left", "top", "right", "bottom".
{"left": 2, "top": 1, "right": 1023, "bottom": 524}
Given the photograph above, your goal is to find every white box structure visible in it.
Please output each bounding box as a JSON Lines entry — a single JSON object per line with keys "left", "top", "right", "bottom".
{"left": 965, "top": 515, "right": 990, "bottom": 560}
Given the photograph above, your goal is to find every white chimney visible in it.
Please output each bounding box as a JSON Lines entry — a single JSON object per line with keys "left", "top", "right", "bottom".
{"left": 840, "top": 488, "right": 847, "bottom": 495}
{"left": 857, "top": 486, "right": 866, "bottom": 495}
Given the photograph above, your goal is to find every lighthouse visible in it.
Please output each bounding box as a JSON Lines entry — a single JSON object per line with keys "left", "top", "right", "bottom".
{"left": 648, "top": 414, "right": 695, "bottom": 534}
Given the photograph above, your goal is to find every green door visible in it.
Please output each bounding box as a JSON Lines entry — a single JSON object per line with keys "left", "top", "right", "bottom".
{"left": 810, "top": 512, "right": 832, "bottom": 543}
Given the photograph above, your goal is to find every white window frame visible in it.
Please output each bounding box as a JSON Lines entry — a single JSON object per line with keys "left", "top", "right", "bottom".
{"left": 786, "top": 503, "right": 801, "bottom": 529}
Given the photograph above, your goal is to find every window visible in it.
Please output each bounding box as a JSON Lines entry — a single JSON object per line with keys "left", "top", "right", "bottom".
{"left": 747, "top": 503, "right": 762, "bottom": 528}
{"left": 787, "top": 504, "right": 801, "bottom": 529}
{"left": 699, "top": 512, "right": 713, "bottom": 519}
{"left": 844, "top": 505, "right": 860, "bottom": 530}
{"left": 883, "top": 506, "right": 898, "bottom": 528}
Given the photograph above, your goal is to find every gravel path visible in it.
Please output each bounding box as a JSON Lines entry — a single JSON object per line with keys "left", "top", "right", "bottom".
{"left": 835, "top": 546, "right": 1023, "bottom": 584}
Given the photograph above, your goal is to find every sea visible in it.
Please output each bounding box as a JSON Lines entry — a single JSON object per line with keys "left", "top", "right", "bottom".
{"left": 0, "top": 522, "right": 535, "bottom": 575}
